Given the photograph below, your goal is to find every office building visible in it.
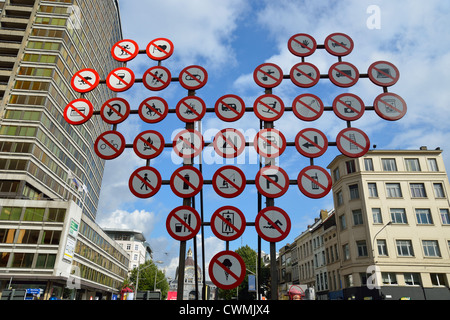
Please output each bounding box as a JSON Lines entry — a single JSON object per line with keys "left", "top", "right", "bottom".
{"left": 0, "top": 0, "right": 127, "bottom": 299}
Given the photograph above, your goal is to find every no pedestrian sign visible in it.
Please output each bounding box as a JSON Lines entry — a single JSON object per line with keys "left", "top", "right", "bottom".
{"left": 129, "top": 166, "right": 162, "bottom": 199}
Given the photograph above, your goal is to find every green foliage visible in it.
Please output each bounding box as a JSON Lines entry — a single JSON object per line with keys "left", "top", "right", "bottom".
{"left": 126, "top": 260, "right": 169, "bottom": 299}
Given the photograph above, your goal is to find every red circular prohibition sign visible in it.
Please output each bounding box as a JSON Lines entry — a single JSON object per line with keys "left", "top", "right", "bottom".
{"left": 209, "top": 250, "right": 246, "bottom": 290}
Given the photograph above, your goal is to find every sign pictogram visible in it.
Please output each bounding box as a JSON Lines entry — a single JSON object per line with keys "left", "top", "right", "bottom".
{"left": 209, "top": 251, "right": 246, "bottom": 290}
{"left": 179, "top": 65, "right": 208, "bottom": 90}
{"left": 253, "top": 63, "right": 283, "bottom": 89}
{"left": 328, "top": 61, "right": 359, "bottom": 88}
{"left": 64, "top": 98, "right": 94, "bottom": 125}
{"left": 210, "top": 206, "right": 246, "bottom": 241}
{"left": 172, "top": 129, "right": 204, "bottom": 158}
{"left": 143, "top": 66, "right": 171, "bottom": 91}
{"left": 295, "top": 128, "right": 328, "bottom": 158}
{"left": 133, "top": 130, "right": 165, "bottom": 160}
{"left": 292, "top": 93, "right": 324, "bottom": 121}
{"left": 297, "top": 165, "right": 332, "bottom": 199}
{"left": 146, "top": 38, "right": 174, "bottom": 61}
{"left": 324, "top": 33, "right": 354, "bottom": 57}
{"left": 215, "top": 94, "right": 245, "bottom": 122}
{"left": 71, "top": 68, "right": 99, "bottom": 93}
{"left": 255, "top": 206, "right": 291, "bottom": 243}
{"left": 255, "top": 166, "right": 289, "bottom": 198}
{"left": 176, "top": 96, "right": 206, "bottom": 123}
{"left": 129, "top": 166, "right": 162, "bottom": 199}
{"left": 212, "top": 165, "right": 246, "bottom": 198}
{"left": 254, "top": 129, "right": 286, "bottom": 158}
{"left": 336, "top": 127, "right": 370, "bottom": 158}
{"left": 213, "top": 128, "right": 246, "bottom": 158}
{"left": 373, "top": 92, "right": 407, "bottom": 121}
{"left": 94, "top": 131, "right": 126, "bottom": 160}
{"left": 332, "top": 93, "right": 365, "bottom": 121}
{"left": 287, "top": 33, "right": 317, "bottom": 57}
{"left": 111, "top": 39, "right": 139, "bottom": 62}
{"left": 100, "top": 97, "right": 130, "bottom": 124}
{"left": 106, "top": 67, "right": 135, "bottom": 92}
{"left": 368, "top": 61, "right": 400, "bottom": 87}
{"left": 290, "top": 62, "right": 320, "bottom": 88}
{"left": 170, "top": 166, "right": 203, "bottom": 199}
{"left": 166, "top": 206, "right": 201, "bottom": 241}
{"left": 253, "top": 94, "right": 285, "bottom": 122}
{"left": 138, "top": 97, "right": 169, "bottom": 123}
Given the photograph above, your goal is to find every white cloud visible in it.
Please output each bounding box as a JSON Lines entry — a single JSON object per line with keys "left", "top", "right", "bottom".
{"left": 98, "top": 208, "right": 159, "bottom": 235}
{"left": 119, "top": 0, "right": 248, "bottom": 71}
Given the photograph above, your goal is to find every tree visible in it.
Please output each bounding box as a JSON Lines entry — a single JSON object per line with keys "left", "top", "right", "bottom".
{"left": 218, "top": 245, "right": 270, "bottom": 300}
{"left": 127, "top": 260, "right": 169, "bottom": 299}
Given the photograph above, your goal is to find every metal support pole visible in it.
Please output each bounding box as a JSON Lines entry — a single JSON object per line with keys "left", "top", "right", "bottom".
{"left": 177, "top": 240, "right": 187, "bottom": 300}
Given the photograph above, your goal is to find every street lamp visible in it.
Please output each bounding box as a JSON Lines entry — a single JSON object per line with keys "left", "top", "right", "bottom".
{"left": 154, "top": 260, "right": 163, "bottom": 291}
{"left": 371, "top": 221, "right": 392, "bottom": 258}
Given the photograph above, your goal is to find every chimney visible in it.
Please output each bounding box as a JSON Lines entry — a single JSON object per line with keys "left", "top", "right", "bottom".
{"left": 420, "top": 146, "right": 427, "bottom": 150}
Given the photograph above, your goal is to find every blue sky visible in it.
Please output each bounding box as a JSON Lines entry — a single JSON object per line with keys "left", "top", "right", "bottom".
{"left": 96, "top": 0, "right": 450, "bottom": 280}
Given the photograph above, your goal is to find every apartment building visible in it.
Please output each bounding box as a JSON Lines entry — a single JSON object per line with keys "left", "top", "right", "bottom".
{"left": 327, "top": 147, "right": 450, "bottom": 300}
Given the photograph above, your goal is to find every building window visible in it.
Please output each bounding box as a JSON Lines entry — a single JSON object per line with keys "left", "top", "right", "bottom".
{"left": 372, "top": 208, "right": 383, "bottom": 224}
{"left": 333, "top": 167, "right": 340, "bottom": 182}
{"left": 382, "top": 272, "right": 397, "bottom": 285}
{"left": 396, "top": 240, "right": 414, "bottom": 257}
{"left": 440, "top": 209, "right": 450, "bottom": 225}
{"left": 377, "top": 240, "right": 388, "bottom": 256}
{"left": 427, "top": 158, "right": 438, "bottom": 172}
{"left": 404, "top": 273, "right": 421, "bottom": 286}
{"left": 405, "top": 158, "right": 421, "bottom": 171}
{"left": 368, "top": 183, "right": 378, "bottom": 197}
{"left": 364, "top": 158, "right": 374, "bottom": 171}
{"left": 346, "top": 160, "right": 356, "bottom": 174}
{"left": 391, "top": 208, "right": 407, "bottom": 224}
{"left": 352, "top": 209, "right": 363, "bottom": 226}
{"left": 11, "top": 252, "right": 34, "bottom": 268}
{"left": 386, "top": 183, "right": 402, "bottom": 198}
{"left": 410, "top": 183, "right": 427, "bottom": 198}
{"left": 382, "top": 158, "right": 397, "bottom": 171}
{"left": 422, "top": 240, "right": 441, "bottom": 257}
{"left": 336, "top": 190, "right": 343, "bottom": 206}
{"left": 343, "top": 244, "right": 350, "bottom": 260}
{"left": 356, "top": 240, "right": 368, "bottom": 257}
{"left": 430, "top": 273, "right": 447, "bottom": 287}
{"left": 433, "top": 183, "right": 445, "bottom": 198}
{"left": 339, "top": 215, "right": 347, "bottom": 230}
{"left": 349, "top": 184, "right": 359, "bottom": 200}
{"left": 415, "top": 209, "right": 433, "bottom": 225}
{"left": 126, "top": 244, "right": 131, "bottom": 250}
